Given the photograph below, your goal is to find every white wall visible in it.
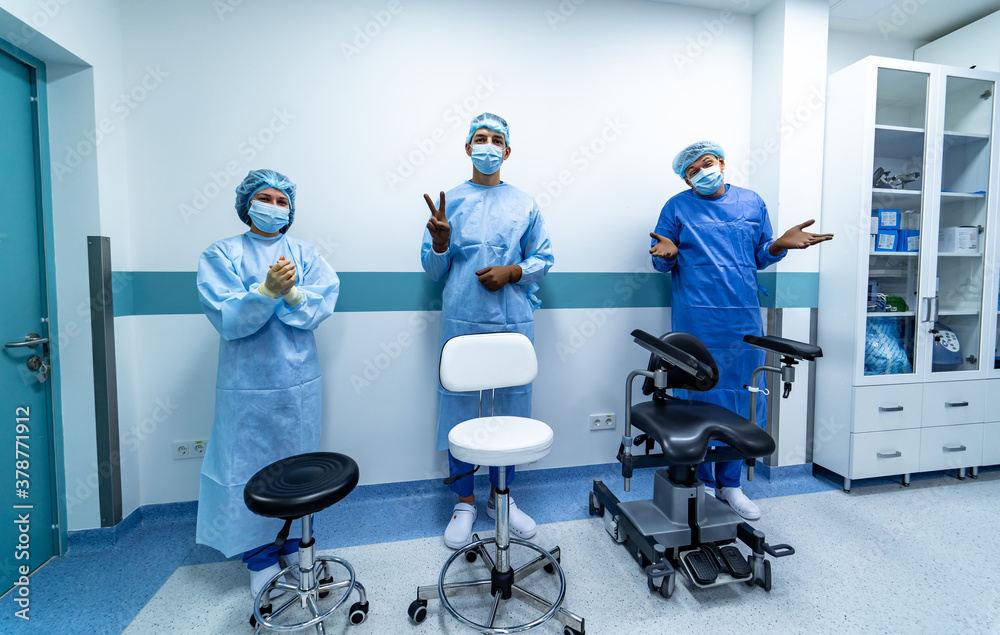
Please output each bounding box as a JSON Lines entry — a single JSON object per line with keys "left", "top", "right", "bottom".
{"left": 915, "top": 10, "right": 1000, "bottom": 72}
{"left": 5, "top": 0, "right": 940, "bottom": 530}
{"left": 828, "top": 29, "right": 927, "bottom": 75}
{"left": 107, "top": 0, "right": 756, "bottom": 518}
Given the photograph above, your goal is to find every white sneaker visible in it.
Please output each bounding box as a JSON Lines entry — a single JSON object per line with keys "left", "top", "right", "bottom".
{"left": 279, "top": 551, "right": 300, "bottom": 583}
{"left": 718, "top": 486, "right": 761, "bottom": 521}
{"left": 250, "top": 563, "right": 287, "bottom": 604}
{"left": 487, "top": 495, "right": 537, "bottom": 540}
{"left": 705, "top": 487, "right": 716, "bottom": 498}
{"left": 444, "top": 502, "right": 477, "bottom": 549}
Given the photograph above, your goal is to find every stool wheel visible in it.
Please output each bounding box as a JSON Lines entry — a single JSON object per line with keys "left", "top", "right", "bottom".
{"left": 464, "top": 550, "right": 478, "bottom": 563}
{"left": 408, "top": 599, "right": 428, "bottom": 624}
{"left": 317, "top": 574, "right": 334, "bottom": 599}
{"left": 249, "top": 603, "right": 272, "bottom": 629}
{"left": 349, "top": 601, "right": 369, "bottom": 625}
{"left": 544, "top": 562, "right": 556, "bottom": 574}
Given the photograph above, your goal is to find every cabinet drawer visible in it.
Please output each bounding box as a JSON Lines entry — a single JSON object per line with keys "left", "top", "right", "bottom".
{"left": 918, "top": 424, "right": 983, "bottom": 471}
{"left": 852, "top": 384, "right": 922, "bottom": 433}
{"left": 920, "top": 380, "right": 986, "bottom": 427}
{"left": 850, "top": 429, "right": 920, "bottom": 479}
{"left": 986, "top": 381, "right": 1000, "bottom": 421}
{"left": 983, "top": 422, "right": 1000, "bottom": 466}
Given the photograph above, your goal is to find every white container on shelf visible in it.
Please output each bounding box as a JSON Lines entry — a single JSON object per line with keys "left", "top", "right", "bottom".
{"left": 938, "top": 226, "right": 978, "bottom": 253}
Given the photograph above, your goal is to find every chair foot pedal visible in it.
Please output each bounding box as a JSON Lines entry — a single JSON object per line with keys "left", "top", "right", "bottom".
{"left": 684, "top": 549, "right": 718, "bottom": 585}
{"left": 718, "top": 546, "right": 752, "bottom": 579}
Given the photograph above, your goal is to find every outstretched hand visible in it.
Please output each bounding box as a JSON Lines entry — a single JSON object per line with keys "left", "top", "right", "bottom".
{"left": 770, "top": 219, "right": 834, "bottom": 254}
{"left": 649, "top": 232, "right": 678, "bottom": 260}
{"left": 424, "top": 191, "right": 450, "bottom": 253}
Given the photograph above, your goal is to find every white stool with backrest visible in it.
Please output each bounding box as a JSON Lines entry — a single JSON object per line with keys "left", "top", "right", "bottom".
{"left": 407, "top": 332, "right": 586, "bottom": 635}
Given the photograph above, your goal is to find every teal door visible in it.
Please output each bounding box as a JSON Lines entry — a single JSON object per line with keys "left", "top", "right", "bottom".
{"left": 0, "top": 48, "right": 57, "bottom": 602}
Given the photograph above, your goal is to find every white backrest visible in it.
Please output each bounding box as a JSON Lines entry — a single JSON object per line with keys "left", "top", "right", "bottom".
{"left": 439, "top": 333, "right": 538, "bottom": 392}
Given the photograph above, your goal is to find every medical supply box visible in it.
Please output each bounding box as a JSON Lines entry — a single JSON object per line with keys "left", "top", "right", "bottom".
{"left": 938, "top": 226, "right": 978, "bottom": 253}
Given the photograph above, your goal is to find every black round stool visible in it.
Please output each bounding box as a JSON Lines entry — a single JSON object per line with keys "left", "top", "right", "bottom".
{"left": 244, "top": 452, "right": 369, "bottom": 633}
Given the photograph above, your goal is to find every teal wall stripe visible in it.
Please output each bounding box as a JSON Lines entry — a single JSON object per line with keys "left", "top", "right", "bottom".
{"left": 111, "top": 271, "right": 819, "bottom": 317}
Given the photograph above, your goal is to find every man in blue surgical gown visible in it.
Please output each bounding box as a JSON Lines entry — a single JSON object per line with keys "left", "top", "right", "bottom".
{"left": 421, "top": 113, "right": 554, "bottom": 549}
{"left": 650, "top": 141, "right": 831, "bottom": 521}
{"left": 196, "top": 169, "right": 339, "bottom": 605}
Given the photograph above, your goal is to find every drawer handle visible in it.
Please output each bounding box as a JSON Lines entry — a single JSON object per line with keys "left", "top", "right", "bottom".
{"left": 945, "top": 401, "right": 969, "bottom": 408}
{"left": 878, "top": 406, "right": 904, "bottom": 413}
{"left": 943, "top": 445, "right": 967, "bottom": 453}
{"left": 877, "top": 451, "right": 902, "bottom": 459}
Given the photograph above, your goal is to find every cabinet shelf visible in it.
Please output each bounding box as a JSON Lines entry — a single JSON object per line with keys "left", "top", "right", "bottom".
{"left": 866, "top": 311, "right": 915, "bottom": 317}
{"left": 938, "top": 252, "right": 982, "bottom": 257}
{"left": 941, "top": 191, "right": 986, "bottom": 199}
{"left": 872, "top": 188, "right": 922, "bottom": 198}
{"left": 869, "top": 252, "right": 918, "bottom": 257}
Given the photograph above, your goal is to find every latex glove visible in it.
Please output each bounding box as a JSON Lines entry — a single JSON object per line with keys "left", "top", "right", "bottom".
{"left": 424, "top": 191, "right": 450, "bottom": 253}
{"left": 476, "top": 265, "right": 522, "bottom": 292}
{"left": 649, "top": 232, "right": 678, "bottom": 260}
{"left": 769, "top": 219, "right": 834, "bottom": 255}
{"left": 265, "top": 256, "right": 297, "bottom": 295}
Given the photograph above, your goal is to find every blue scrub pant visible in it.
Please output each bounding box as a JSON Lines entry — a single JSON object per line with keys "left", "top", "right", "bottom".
{"left": 448, "top": 452, "right": 514, "bottom": 498}
{"left": 243, "top": 538, "right": 301, "bottom": 572}
{"left": 697, "top": 459, "right": 742, "bottom": 489}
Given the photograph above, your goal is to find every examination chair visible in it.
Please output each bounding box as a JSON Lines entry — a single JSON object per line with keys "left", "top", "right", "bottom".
{"left": 589, "top": 329, "right": 821, "bottom": 598}
{"left": 408, "top": 332, "right": 586, "bottom": 635}
{"left": 244, "top": 452, "right": 369, "bottom": 633}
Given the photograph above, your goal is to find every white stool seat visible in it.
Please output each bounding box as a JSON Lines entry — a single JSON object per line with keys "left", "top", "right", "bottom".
{"left": 448, "top": 416, "right": 553, "bottom": 467}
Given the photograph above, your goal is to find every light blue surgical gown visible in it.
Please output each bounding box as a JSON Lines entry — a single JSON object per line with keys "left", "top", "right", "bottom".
{"left": 195, "top": 231, "right": 339, "bottom": 558}
{"left": 651, "top": 185, "right": 785, "bottom": 464}
{"left": 421, "top": 181, "right": 554, "bottom": 451}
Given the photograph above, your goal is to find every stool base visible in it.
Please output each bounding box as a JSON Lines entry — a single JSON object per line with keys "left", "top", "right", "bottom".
{"left": 253, "top": 555, "right": 368, "bottom": 634}
{"left": 411, "top": 535, "right": 585, "bottom": 634}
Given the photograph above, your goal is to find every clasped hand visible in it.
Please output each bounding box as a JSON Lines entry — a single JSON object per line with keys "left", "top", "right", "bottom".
{"left": 265, "top": 256, "right": 296, "bottom": 295}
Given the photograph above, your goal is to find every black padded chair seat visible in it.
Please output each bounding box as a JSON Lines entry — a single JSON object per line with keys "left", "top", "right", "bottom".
{"left": 244, "top": 452, "right": 359, "bottom": 519}
{"left": 631, "top": 399, "right": 775, "bottom": 465}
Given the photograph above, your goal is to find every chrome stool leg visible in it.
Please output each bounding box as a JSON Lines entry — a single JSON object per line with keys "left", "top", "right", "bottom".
{"left": 252, "top": 515, "right": 369, "bottom": 632}
{"left": 411, "top": 470, "right": 585, "bottom": 633}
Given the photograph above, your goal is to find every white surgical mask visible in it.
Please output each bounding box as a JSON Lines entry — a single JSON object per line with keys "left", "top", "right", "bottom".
{"left": 689, "top": 165, "right": 724, "bottom": 195}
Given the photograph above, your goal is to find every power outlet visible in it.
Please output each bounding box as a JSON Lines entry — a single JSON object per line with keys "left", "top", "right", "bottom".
{"left": 173, "top": 440, "right": 207, "bottom": 460}
{"left": 589, "top": 413, "right": 616, "bottom": 431}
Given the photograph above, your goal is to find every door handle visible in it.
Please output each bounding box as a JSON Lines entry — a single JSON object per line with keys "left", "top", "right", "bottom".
{"left": 943, "top": 445, "right": 967, "bottom": 453}
{"left": 878, "top": 406, "right": 904, "bottom": 412}
{"left": 945, "top": 401, "right": 969, "bottom": 408}
{"left": 5, "top": 333, "right": 49, "bottom": 348}
{"left": 877, "top": 451, "right": 902, "bottom": 459}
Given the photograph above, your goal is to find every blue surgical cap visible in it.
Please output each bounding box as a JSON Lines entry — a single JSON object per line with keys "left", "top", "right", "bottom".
{"left": 672, "top": 141, "right": 725, "bottom": 178}
{"left": 466, "top": 112, "right": 510, "bottom": 146}
{"left": 235, "top": 169, "right": 297, "bottom": 233}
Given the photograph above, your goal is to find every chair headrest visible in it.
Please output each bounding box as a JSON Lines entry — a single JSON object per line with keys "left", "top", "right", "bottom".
{"left": 636, "top": 331, "right": 719, "bottom": 396}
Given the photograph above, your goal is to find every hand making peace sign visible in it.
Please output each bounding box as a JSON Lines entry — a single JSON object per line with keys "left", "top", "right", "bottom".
{"left": 424, "top": 191, "right": 450, "bottom": 253}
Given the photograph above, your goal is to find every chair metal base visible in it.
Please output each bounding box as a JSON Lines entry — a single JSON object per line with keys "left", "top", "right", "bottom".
{"left": 413, "top": 534, "right": 585, "bottom": 634}
{"left": 253, "top": 553, "right": 368, "bottom": 634}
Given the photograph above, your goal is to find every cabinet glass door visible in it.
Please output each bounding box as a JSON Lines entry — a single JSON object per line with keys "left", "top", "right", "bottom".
{"left": 865, "top": 68, "right": 928, "bottom": 377}
{"left": 932, "top": 76, "right": 994, "bottom": 374}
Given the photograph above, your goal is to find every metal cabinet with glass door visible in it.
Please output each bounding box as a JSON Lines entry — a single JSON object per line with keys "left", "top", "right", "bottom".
{"left": 814, "top": 56, "right": 1000, "bottom": 491}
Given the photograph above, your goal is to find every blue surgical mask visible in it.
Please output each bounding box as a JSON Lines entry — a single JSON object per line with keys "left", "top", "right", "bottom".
{"left": 248, "top": 200, "right": 290, "bottom": 233}
{"left": 471, "top": 143, "right": 504, "bottom": 175}
{"left": 689, "top": 165, "right": 725, "bottom": 195}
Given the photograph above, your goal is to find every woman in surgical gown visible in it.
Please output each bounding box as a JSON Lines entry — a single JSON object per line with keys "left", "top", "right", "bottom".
{"left": 195, "top": 169, "right": 339, "bottom": 589}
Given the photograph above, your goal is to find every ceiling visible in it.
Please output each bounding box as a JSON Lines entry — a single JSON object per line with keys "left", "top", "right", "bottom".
{"left": 646, "top": 0, "right": 1000, "bottom": 43}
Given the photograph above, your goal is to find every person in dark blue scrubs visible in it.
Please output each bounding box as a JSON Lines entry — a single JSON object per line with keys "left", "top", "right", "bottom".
{"left": 650, "top": 141, "right": 832, "bottom": 520}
